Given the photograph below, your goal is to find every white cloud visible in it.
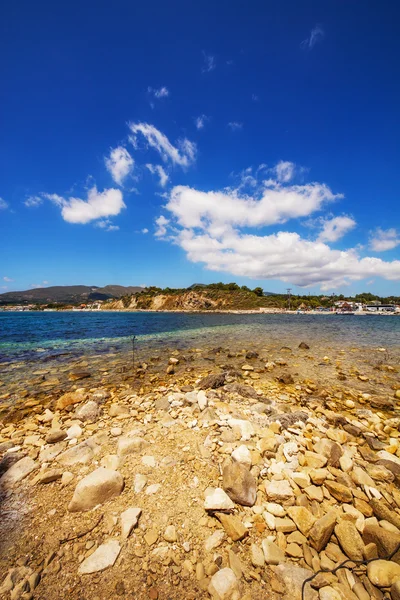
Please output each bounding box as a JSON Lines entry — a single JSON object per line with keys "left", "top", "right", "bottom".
{"left": 141, "top": 228, "right": 149, "bottom": 234}
{"left": 202, "top": 52, "right": 215, "bottom": 73}
{"left": 370, "top": 228, "right": 400, "bottom": 252}
{"left": 148, "top": 86, "right": 169, "bottom": 99}
{"left": 155, "top": 215, "right": 170, "bottom": 238}
{"left": 301, "top": 25, "right": 325, "bottom": 50}
{"left": 3, "top": 276, "right": 14, "bottom": 282}
{"left": 317, "top": 215, "right": 356, "bottom": 243}
{"left": 95, "top": 219, "right": 119, "bottom": 232}
{"left": 44, "top": 186, "right": 125, "bottom": 225}
{"left": 273, "top": 161, "right": 295, "bottom": 183}
{"left": 0, "top": 197, "right": 8, "bottom": 210}
{"left": 31, "top": 280, "right": 49, "bottom": 288}
{"left": 146, "top": 164, "right": 169, "bottom": 187}
{"left": 195, "top": 115, "right": 209, "bottom": 130}
{"left": 129, "top": 122, "right": 196, "bottom": 168}
{"left": 105, "top": 146, "right": 134, "bottom": 185}
{"left": 228, "top": 122, "right": 243, "bottom": 131}
{"left": 154, "top": 165, "right": 400, "bottom": 289}
{"left": 24, "top": 195, "right": 43, "bottom": 208}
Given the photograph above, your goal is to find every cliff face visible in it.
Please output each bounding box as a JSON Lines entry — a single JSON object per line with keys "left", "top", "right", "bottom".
{"left": 103, "top": 290, "right": 227, "bottom": 311}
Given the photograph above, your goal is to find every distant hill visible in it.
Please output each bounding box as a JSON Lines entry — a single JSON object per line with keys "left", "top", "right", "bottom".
{"left": 0, "top": 285, "right": 145, "bottom": 305}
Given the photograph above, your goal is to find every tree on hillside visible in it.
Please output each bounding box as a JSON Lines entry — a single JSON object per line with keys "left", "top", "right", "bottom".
{"left": 253, "top": 287, "right": 264, "bottom": 297}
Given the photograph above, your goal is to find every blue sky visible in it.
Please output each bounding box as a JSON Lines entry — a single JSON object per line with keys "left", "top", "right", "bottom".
{"left": 1, "top": 0, "right": 399, "bottom": 295}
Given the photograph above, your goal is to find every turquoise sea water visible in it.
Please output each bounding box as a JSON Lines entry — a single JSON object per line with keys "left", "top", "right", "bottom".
{"left": 1, "top": 311, "right": 399, "bottom": 364}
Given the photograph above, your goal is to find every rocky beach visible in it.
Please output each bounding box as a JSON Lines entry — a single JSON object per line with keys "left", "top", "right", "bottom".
{"left": 1, "top": 319, "right": 400, "bottom": 600}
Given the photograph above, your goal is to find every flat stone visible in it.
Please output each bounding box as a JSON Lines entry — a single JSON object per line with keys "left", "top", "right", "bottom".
{"left": 275, "top": 517, "right": 296, "bottom": 533}
{"left": 56, "top": 439, "right": 98, "bottom": 466}
{"left": 36, "top": 469, "right": 62, "bottom": 484}
{"left": 335, "top": 521, "right": 365, "bottom": 561}
{"left": 163, "top": 525, "right": 177, "bottom": 543}
{"left": 251, "top": 544, "right": 265, "bottom": 567}
{"left": 351, "top": 466, "right": 374, "bottom": 487}
{"left": 56, "top": 391, "right": 86, "bottom": 410}
{"left": 274, "top": 563, "right": 318, "bottom": 600}
{"left": 144, "top": 529, "right": 158, "bottom": 546}
{"left": 208, "top": 568, "right": 239, "bottom": 600}
{"left": 303, "top": 451, "right": 328, "bottom": 469}
{"left": 197, "top": 391, "right": 208, "bottom": 411}
{"left": 313, "top": 439, "right": 342, "bottom": 468}
{"left": 222, "top": 462, "right": 257, "bottom": 507}
{"left": 198, "top": 373, "right": 226, "bottom": 390}
{"left": 363, "top": 524, "right": 400, "bottom": 564}
{"left": 78, "top": 540, "right": 120, "bottom": 574}
{"left": 370, "top": 498, "right": 400, "bottom": 530}
{"left": 309, "top": 511, "right": 337, "bottom": 552}
{"left": 45, "top": 430, "right": 67, "bottom": 444}
{"left": 227, "top": 418, "right": 254, "bottom": 441}
{"left": 265, "top": 479, "right": 294, "bottom": 504}
{"left": 0, "top": 456, "right": 37, "bottom": 488}
{"left": 261, "top": 540, "right": 285, "bottom": 565}
{"left": 215, "top": 513, "right": 248, "bottom": 541}
{"left": 324, "top": 481, "right": 352, "bottom": 503}
{"left": 204, "top": 488, "right": 235, "bottom": 512}
{"left": 117, "top": 436, "right": 149, "bottom": 457}
{"left": 367, "top": 560, "right": 400, "bottom": 587}
{"left": 287, "top": 506, "right": 316, "bottom": 536}
{"left": 231, "top": 445, "right": 252, "bottom": 467}
{"left": 120, "top": 507, "right": 142, "bottom": 539}
{"left": 134, "top": 473, "right": 147, "bottom": 493}
{"left": 75, "top": 401, "right": 100, "bottom": 422}
{"left": 205, "top": 530, "right": 225, "bottom": 552}
{"left": 68, "top": 467, "right": 124, "bottom": 512}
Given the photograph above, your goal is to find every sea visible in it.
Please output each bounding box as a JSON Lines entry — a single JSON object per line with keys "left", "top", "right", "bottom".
{"left": 1, "top": 311, "right": 399, "bottom": 365}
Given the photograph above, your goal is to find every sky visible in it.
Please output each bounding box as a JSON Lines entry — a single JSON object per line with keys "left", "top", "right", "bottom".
{"left": 0, "top": 0, "right": 399, "bottom": 296}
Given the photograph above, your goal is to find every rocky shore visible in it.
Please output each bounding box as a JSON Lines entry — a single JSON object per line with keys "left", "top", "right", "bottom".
{"left": 1, "top": 342, "right": 400, "bottom": 599}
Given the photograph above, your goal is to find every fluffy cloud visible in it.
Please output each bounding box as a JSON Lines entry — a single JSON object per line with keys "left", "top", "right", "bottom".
{"left": 202, "top": 52, "right": 215, "bottom": 73}
{"left": 155, "top": 166, "right": 400, "bottom": 289}
{"left": 301, "top": 25, "right": 325, "bottom": 50}
{"left": 370, "top": 228, "right": 400, "bottom": 252}
{"left": 95, "top": 219, "right": 120, "bottom": 232}
{"left": 129, "top": 122, "right": 196, "bottom": 168}
{"left": 105, "top": 146, "right": 134, "bottom": 185}
{"left": 146, "top": 164, "right": 169, "bottom": 187}
{"left": 0, "top": 197, "right": 8, "bottom": 210}
{"left": 317, "top": 215, "right": 356, "bottom": 242}
{"left": 228, "top": 122, "right": 243, "bottom": 131}
{"left": 45, "top": 186, "right": 125, "bottom": 225}
{"left": 3, "top": 276, "right": 14, "bottom": 282}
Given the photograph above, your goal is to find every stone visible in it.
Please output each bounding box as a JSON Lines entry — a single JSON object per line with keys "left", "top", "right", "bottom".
{"left": 287, "top": 506, "right": 317, "bottom": 536}
{"left": 68, "top": 467, "right": 124, "bottom": 512}
{"left": 144, "top": 529, "right": 158, "bottom": 546}
{"left": 36, "top": 469, "right": 62, "bottom": 484}
{"left": 197, "top": 391, "right": 208, "bottom": 411}
{"left": 120, "top": 507, "right": 142, "bottom": 539}
{"left": 224, "top": 383, "right": 259, "bottom": 399}
{"left": 109, "top": 404, "right": 129, "bottom": 417}
{"left": 313, "top": 439, "right": 343, "bottom": 468}
{"left": 56, "top": 439, "right": 97, "bottom": 466}
{"left": 78, "top": 540, "right": 121, "bottom": 574}
{"left": 198, "top": 373, "right": 226, "bottom": 390}
{"left": 324, "top": 481, "right": 352, "bottom": 503}
{"left": 67, "top": 423, "right": 82, "bottom": 439}
{"left": 56, "top": 391, "right": 86, "bottom": 410}
{"left": 286, "top": 543, "right": 303, "bottom": 558}
{"left": 275, "top": 411, "right": 309, "bottom": 430}
{"left": 291, "top": 471, "right": 310, "bottom": 489}
{"left": 391, "top": 580, "right": 400, "bottom": 600}
{"left": 309, "top": 468, "right": 328, "bottom": 485}
{"left": 363, "top": 524, "right": 400, "bottom": 564}
{"left": 275, "top": 517, "right": 296, "bottom": 533}
{"left": 163, "top": 525, "right": 177, "bottom": 543}
{"left": 0, "top": 456, "right": 36, "bottom": 488}
{"left": 222, "top": 462, "right": 257, "bottom": 507}
{"left": 251, "top": 544, "right": 265, "bottom": 567}
{"left": 265, "top": 502, "right": 286, "bottom": 517}
{"left": 367, "top": 560, "right": 400, "bottom": 587}
{"left": 303, "top": 451, "right": 328, "bottom": 469}
{"left": 265, "top": 479, "right": 294, "bottom": 504}
{"left": 309, "top": 511, "right": 337, "bottom": 552}
{"left": 274, "top": 563, "right": 318, "bottom": 600}
{"left": 299, "top": 342, "right": 310, "bottom": 349}
{"left": 370, "top": 498, "right": 400, "bottom": 530}
{"left": 215, "top": 513, "right": 248, "bottom": 541}
{"left": 304, "top": 485, "right": 324, "bottom": 502}
{"left": 204, "top": 488, "right": 235, "bottom": 512}
{"left": 352, "top": 466, "right": 374, "bottom": 487}
{"left": 319, "top": 588, "right": 342, "bottom": 600}
{"left": 339, "top": 455, "right": 353, "bottom": 472}
{"left": 45, "top": 430, "right": 67, "bottom": 444}
{"left": 117, "top": 436, "right": 149, "bottom": 457}
{"left": 335, "top": 521, "right": 365, "bottom": 561}
{"left": 208, "top": 568, "right": 239, "bottom": 600}
{"left": 100, "top": 455, "right": 120, "bottom": 471}
{"left": 261, "top": 540, "right": 285, "bottom": 565}
{"left": 227, "top": 418, "right": 254, "bottom": 441}
{"left": 134, "top": 473, "right": 147, "bottom": 493}
{"left": 205, "top": 530, "right": 225, "bottom": 552}
{"left": 75, "top": 401, "right": 100, "bottom": 422}
{"left": 145, "top": 484, "right": 160, "bottom": 495}
{"left": 231, "top": 445, "right": 252, "bottom": 467}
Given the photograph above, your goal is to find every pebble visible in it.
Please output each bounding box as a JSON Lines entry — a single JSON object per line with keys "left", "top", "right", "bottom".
{"left": 78, "top": 540, "right": 121, "bottom": 574}
{"left": 68, "top": 467, "right": 124, "bottom": 512}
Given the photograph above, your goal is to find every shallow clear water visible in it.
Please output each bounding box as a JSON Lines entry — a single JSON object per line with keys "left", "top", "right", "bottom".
{"left": 1, "top": 311, "right": 399, "bottom": 364}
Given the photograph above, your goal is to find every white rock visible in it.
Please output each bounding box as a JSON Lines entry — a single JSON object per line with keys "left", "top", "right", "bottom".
{"left": 263, "top": 511, "right": 276, "bottom": 530}
{"left": 67, "top": 424, "right": 83, "bottom": 439}
{"left": 163, "top": 525, "right": 177, "bottom": 542}
{"left": 208, "top": 567, "right": 239, "bottom": 600}
{"left": 100, "top": 455, "right": 120, "bottom": 471}
{"left": 145, "top": 483, "right": 160, "bottom": 495}
{"left": 61, "top": 471, "right": 74, "bottom": 486}
{"left": 205, "top": 530, "right": 225, "bottom": 552}
{"left": 231, "top": 445, "right": 252, "bottom": 467}
{"left": 265, "top": 479, "right": 294, "bottom": 503}
{"left": 78, "top": 540, "right": 121, "bottom": 574}
{"left": 204, "top": 488, "right": 235, "bottom": 511}
{"left": 141, "top": 455, "right": 156, "bottom": 467}
{"left": 227, "top": 418, "right": 255, "bottom": 441}
{"left": 120, "top": 508, "right": 142, "bottom": 539}
{"left": 117, "top": 436, "right": 149, "bottom": 457}
{"left": 197, "top": 390, "right": 208, "bottom": 411}
{"left": 68, "top": 468, "right": 124, "bottom": 512}
{"left": 265, "top": 502, "right": 286, "bottom": 517}
{"left": 134, "top": 473, "right": 147, "bottom": 493}
{"left": 262, "top": 539, "right": 285, "bottom": 565}
{"left": 339, "top": 455, "right": 353, "bottom": 472}
{"left": 0, "top": 457, "right": 37, "bottom": 488}
{"left": 283, "top": 442, "right": 298, "bottom": 462}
